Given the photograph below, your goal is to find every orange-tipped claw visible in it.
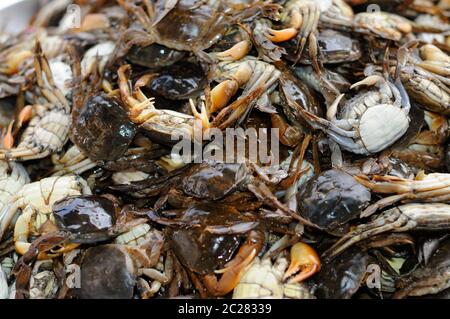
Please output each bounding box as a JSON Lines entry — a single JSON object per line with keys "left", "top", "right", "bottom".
{"left": 284, "top": 242, "right": 320, "bottom": 283}
{"left": 215, "top": 40, "right": 251, "bottom": 61}
{"left": 3, "top": 121, "right": 15, "bottom": 150}
{"left": 266, "top": 28, "right": 298, "bottom": 43}
{"left": 209, "top": 80, "right": 239, "bottom": 114}
{"left": 203, "top": 230, "right": 263, "bottom": 296}
{"left": 17, "top": 105, "right": 34, "bottom": 128}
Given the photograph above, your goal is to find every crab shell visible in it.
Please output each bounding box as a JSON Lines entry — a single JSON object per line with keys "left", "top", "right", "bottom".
{"left": 358, "top": 104, "right": 410, "bottom": 154}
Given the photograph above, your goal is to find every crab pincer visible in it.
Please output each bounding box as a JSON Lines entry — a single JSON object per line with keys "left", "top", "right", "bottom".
{"left": 283, "top": 242, "right": 320, "bottom": 283}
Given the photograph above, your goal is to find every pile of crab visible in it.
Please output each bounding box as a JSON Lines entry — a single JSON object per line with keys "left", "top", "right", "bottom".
{"left": 0, "top": 0, "right": 449, "bottom": 299}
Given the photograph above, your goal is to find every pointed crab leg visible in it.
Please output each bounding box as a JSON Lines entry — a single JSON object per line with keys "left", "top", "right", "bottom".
{"left": 323, "top": 211, "right": 409, "bottom": 259}
{"left": 355, "top": 174, "right": 450, "bottom": 194}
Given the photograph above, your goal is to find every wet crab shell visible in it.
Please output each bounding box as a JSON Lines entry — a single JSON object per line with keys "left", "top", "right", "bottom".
{"left": 148, "top": 61, "right": 206, "bottom": 100}
{"left": 126, "top": 44, "right": 185, "bottom": 70}
{"left": 312, "top": 247, "right": 370, "bottom": 299}
{"left": 283, "top": 29, "right": 362, "bottom": 64}
{"left": 170, "top": 204, "right": 252, "bottom": 275}
{"left": 53, "top": 195, "right": 116, "bottom": 244}
{"left": 297, "top": 169, "right": 371, "bottom": 234}
{"left": 79, "top": 244, "right": 136, "bottom": 299}
{"left": 181, "top": 161, "right": 248, "bottom": 201}
{"left": 148, "top": 0, "right": 231, "bottom": 52}
{"left": 72, "top": 94, "right": 137, "bottom": 161}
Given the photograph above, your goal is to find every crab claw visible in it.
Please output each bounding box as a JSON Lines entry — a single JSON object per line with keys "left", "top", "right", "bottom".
{"left": 189, "top": 99, "right": 210, "bottom": 132}
{"left": 266, "top": 28, "right": 298, "bottom": 43}
{"left": 350, "top": 75, "right": 384, "bottom": 90}
{"left": 283, "top": 242, "right": 320, "bottom": 283}
{"left": 214, "top": 40, "right": 252, "bottom": 61}
{"left": 14, "top": 209, "right": 79, "bottom": 260}
{"left": 2, "top": 121, "right": 15, "bottom": 149}
{"left": 17, "top": 105, "right": 34, "bottom": 128}
{"left": 209, "top": 62, "right": 253, "bottom": 114}
{"left": 203, "top": 230, "right": 263, "bottom": 296}
{"left": 209, "top": 80, "right": 239, "bottom": 114}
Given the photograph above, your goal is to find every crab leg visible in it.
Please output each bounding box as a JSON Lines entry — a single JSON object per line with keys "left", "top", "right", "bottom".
{"left": 294, "top": 4, "right": 320, "bottom": 65}
{"left": 355, "top": 174, "right": 450, "bottom": 194}
{"left": 360, "top": 193, "right": 412, "bottom": 218}
{"left": 212, "top": 87, "right": 264, "bottom": 129}
{"left": 52, "top": 158, "right": 97, "bottom": 176}
{"left": 323, "top": 212, "right": 410, "bottom": 259}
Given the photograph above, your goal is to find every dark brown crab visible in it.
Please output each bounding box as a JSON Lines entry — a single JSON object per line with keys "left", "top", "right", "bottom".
{"left": 119, "top": 0, "right": 278, "bottom": 60}
{"left": 296, "top": 169, "right": 372, "bottom": 235}
{"left": 311, "top": 246, "right": 370, "bottom": 299}
{"left": 147, "top": 202, "right": 265, "bottom": 297}
{"left": 394, "top": 238, "right": 450, "bottom": 298}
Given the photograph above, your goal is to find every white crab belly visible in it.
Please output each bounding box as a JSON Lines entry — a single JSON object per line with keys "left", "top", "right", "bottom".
{"left": 359, "top": 104, "right": 409, "bottom": 154}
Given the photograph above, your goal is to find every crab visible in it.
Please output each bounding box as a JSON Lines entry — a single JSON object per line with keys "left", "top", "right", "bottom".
{"left": 392, "top": 110, "right": 450, "bottom": 171}
{"left": 117, "top": 64, "right": 209, "bottom": 145}
{"left": 0, "top": 30, "right": 67, "bottom": 98}
{"left": 323, "top": 203, "right": 450, "bottom": 259}
{"left": 293, "top": 65, "right": 411, "bottom": 157}
{"left": 144, "top": 203, "right": 264, "bottom": 297}
{"left": 209, "top": 56, "right": 281, "bottom": 127}
{"left": 397, "top": 43, "right": 450, "bottom": 115}
{"left": 79, "top": 225, "right": 167, "bottom": 299}
{"left": 355, "top": 172, "right": 450, "bottom": 217}
{"left": 393, "top": 238, "right": 450, "bottom": 298}
{"left": 0, "top": 175, "right": 92, "bottom": 258}
{"left": 119, "top": 0, "right": 276, "bottom": 60}
{"left": 352, "top": 11, "right": 413, "bottom": 41}
{"left": 252, "top": 0, "right": 354, "bottom": 67}
{"left": 0, "top": 43, "right": 71, "bottom": 161}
